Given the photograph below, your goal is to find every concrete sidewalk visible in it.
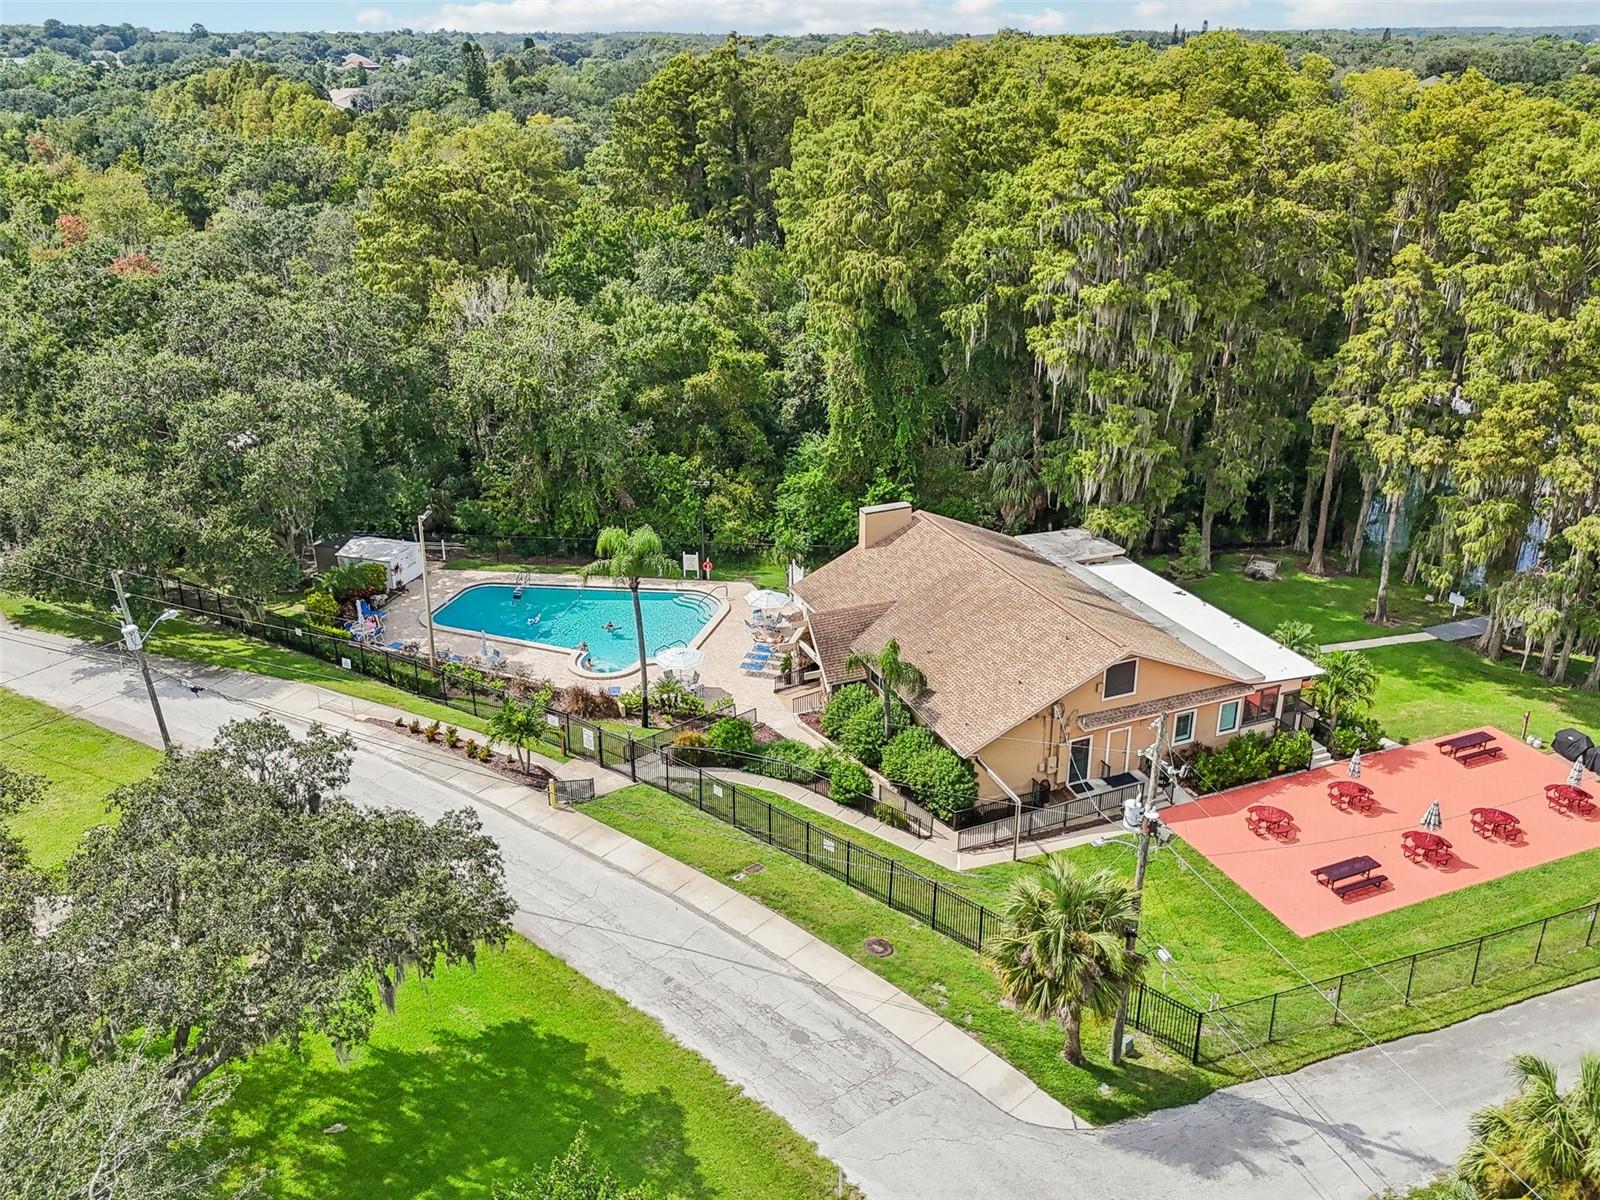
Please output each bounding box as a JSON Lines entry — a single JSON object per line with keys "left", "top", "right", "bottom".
{"left": 1320, "top": 614, "right": 1488, "bottom": 653}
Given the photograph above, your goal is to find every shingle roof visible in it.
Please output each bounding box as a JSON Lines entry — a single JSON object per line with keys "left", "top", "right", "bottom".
{"left": 1078, "top": 682, "right": 1246, "bottom": 731}
{"left": 793, "top": 512, "right": 1251, "bottom": 757}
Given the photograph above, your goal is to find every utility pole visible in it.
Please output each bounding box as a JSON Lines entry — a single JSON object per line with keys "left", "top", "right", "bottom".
{"left": 416, "top": 507, "right": 437, "bottom": 663}
{"left": 1110, "top": 712, "right": 1165, "bottom": 1065}
{"left": 111, "top": 570, "right": 173, "bottom": 752}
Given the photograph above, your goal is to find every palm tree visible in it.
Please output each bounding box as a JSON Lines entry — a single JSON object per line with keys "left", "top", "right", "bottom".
{"left": 1458, "top": 1053, "right": 1600, "bottom": 1197}
{"left": 581, "top": 526, "right": 673, "bottom": 727}
{"left": 489, "top": 697, "right": 543, "bottom": 774}
{"left": 1270, "top": 619, "right": 1320, "bottom": 660}
{"left": 1308, "top": 649, "right": 1379, "bottom": 732}
{"left": 844, "top": 638, "right": 928, "bottom": 740}
{"left": 984, "top": 854, "right": 1145, "bottom": 1066}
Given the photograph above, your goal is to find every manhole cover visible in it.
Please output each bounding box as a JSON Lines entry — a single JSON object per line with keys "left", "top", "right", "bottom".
{"left": 864, "top": 937, "right": 894, "bottom": 958}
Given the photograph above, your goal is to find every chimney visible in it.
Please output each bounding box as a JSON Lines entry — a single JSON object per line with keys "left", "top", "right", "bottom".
{"left": 858, "top": 502, "right": 913, "bottom": 550}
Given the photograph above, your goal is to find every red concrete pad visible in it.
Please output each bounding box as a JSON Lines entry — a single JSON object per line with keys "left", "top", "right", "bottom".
{"left": 1162, "top": 729, "right": 1600, "bottom": 937}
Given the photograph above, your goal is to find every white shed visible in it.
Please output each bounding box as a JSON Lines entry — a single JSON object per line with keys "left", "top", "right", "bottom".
{"left": 335, "top": 535, "right": 423, "bottom": 590}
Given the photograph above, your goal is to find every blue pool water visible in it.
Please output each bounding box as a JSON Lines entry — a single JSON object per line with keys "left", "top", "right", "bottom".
{"left": 431, "top": 584, "right": 719, "bottom": 673}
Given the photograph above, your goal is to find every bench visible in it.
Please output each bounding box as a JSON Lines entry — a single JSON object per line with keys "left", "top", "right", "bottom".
{"left": 1243, "top": 556, "right": 1279, "bottom": 581}
{"left": 1457, "top": 745, "right": 1504, "bottom": 767}
{"left": 1332, "top": 873, "right": 1387, "bottom": 900}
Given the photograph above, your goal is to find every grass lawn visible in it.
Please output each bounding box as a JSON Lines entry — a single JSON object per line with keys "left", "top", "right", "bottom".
{"left": 583, "top": 784, "right": 1229, "bottom": 1122}
{"left": 225, "top": 938, "right": 840, "bottom": 1200}
{"left": 0, "top": 686, "right": 160, "bottom": 869}
{"left": 0, "top": 593, "right": 563, "bottom": 752}
{"left": 1366, "top": 640, "right": 1600, "bottom": 745}
{"left": 1166, "top": 550, "right": 1456, "bottom": 645}
{"left": 0, "top": 694, "right": 841, "bottom": 1198}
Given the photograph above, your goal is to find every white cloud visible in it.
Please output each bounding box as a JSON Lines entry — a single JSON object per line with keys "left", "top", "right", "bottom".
{"left": 354, "top": 7, "right": 399, "bottom": 25}
{"left": 1282, "top": 0, "right": 1598, "bottom": 23}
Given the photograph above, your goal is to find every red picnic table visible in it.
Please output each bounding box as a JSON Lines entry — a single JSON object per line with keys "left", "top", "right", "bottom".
{"left": 1401, "top": 830, "right": 1454, "bottom": 866}
{"left": 1470, "top": 807, "right": 1524, "bottom": 841}
{"left": 1245, "top": 804, "right": 1294, "bottom": 838}
{"left": 1545, "top": 784, "right": 1596, "bottom": 815}
{"left": 1328, "top": 779, "right": 1376, "bottom": 811}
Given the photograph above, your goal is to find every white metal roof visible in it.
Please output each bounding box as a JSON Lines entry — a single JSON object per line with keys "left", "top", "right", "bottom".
{"left": 1071, "top": 555, "right": 1322, "bottom": 685}
{"left": 337, "top": 535, "right": 417, "bottom": 561}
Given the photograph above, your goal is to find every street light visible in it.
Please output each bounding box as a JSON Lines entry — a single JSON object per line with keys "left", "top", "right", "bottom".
{"left": 692, "top": 478, "right": 710, "bottom": 580}
{"left": 416, "top": 506, "right": 437, "bottom": 663}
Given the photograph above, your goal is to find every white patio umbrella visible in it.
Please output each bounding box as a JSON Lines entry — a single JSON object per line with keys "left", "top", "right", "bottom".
{"left": 1347, "top": 749, "right": 1362, "bottom": 779}
{"left": 1419, "top": 799, "right": 1443, "bottom": 833}
{"left": 1568, "top": 757, "right": 1585, "bottom": 787}
{"left": 655, "top": 645, "right": 705, "bottom": 671}
{"left": 745, "top": 587, "right": 792, "bottom": 611}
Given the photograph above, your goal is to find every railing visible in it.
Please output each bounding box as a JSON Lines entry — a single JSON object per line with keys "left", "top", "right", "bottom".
{"left": 773, "top": 665, "right": 821, "bottom": 692}
{"left": 956, "top": 780, "right": 1146, "bottom": 854}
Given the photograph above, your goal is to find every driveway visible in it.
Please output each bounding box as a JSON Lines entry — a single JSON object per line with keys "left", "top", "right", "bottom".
{"left": 3, "top": 623, "right": 1593, "bottom": 1200}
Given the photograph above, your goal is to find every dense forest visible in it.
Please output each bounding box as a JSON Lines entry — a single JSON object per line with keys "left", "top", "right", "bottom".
{"left": 2, "top": 20, "right": 1599, "bottom": 674}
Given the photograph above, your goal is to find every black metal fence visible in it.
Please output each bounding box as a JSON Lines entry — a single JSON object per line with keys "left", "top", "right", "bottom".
{"left": 659, "top": 752, "right": 997, "bottom": 950}
{"left": 1191, "top": 898, "right": 1600, "bottom": 1065}
{"left": 690, "top": 747, "right": 937, "bottom": 839}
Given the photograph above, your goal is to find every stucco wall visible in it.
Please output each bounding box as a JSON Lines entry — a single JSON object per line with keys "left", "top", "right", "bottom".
{"left": 969, "top": 653, "right": 1310, "bottom": 801}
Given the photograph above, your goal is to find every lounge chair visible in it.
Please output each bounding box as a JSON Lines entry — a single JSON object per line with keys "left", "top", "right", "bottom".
{"left": 606, "top": 685, "right": 622, "bottom": 698}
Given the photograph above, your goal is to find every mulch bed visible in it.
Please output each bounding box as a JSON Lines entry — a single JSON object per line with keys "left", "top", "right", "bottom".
{"left": 373, "top": 718, "right": 555, "bottom": 789}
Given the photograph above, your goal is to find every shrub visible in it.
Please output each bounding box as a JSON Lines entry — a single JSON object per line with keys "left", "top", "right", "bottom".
{"left": 1267, "top": 729, "right": 1313, "bottom": 773}
{"left": 321, "top": 560, "right": 387, "bottom": 600}
{"left": 304, "top": 588, "right": 340, "bottom": 625}
{"left": 873, "top": 802, "right": 910, "bottom": 831}
{"left": 671, "top": 729, "right": 710, "bottom": 766}
{"left": 898, "top": 744, "right": 977, "bottom": 820}
{"left": 424, "top": 720, "right": 441, "bottom": 743}
{"left": 838, "top": 702, "right": 888, "bottom": 767}
{"left": 1339, "top": 713, "right": 1386, "bottom": 753}
{"left": 445, "top": 726, "right": 460, "bottom": 748}
{"left": 819, "top": 683, "right": 873, "bottom": 739}
{"left": 562, "top": 685, "right": 621, "bottom": 719}
{"left": 1331, "top": 724, "right": 1367, "bottom": 757}
{"left": 393, "top": 716, "right": 405, "bottom": 727}
{"left": 704, "top": 717, "right": 757, "bottom": 761}
{"left": 829, "top": 759, "right": 872, "bottom": 806}
{"left": 1192, "top": 731, "right": 1272, "bottom": 793}
{"left": 755, "top": 738, "right": 824, "bottom": 779}
{"left": 1167, "top": 527, "right": 1209, "bottom": 579}
{"left": 409, "top": 719, "right": 421, "bottom": 733}
{"left": 880, "top": 727, "right": 938, "bottom": 783}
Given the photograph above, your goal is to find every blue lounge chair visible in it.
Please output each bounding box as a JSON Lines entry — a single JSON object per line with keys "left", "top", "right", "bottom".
{"left": 746, "top": 645, "right": 775, "bottom": 658}
{"left": 606, "top": 685, "right": 622, "bottom": 697}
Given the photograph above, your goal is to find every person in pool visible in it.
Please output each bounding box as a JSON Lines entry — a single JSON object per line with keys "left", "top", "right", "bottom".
{"left": 603, "top": 621, "right": 616, "bottom": 633}
{"left": 577, "top": 640, "right": 592, "bottom": 668}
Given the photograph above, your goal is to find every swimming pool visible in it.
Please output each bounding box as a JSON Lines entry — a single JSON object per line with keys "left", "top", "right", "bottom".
{"left": 430, "top": 583, "right": 720, "bottom": 674}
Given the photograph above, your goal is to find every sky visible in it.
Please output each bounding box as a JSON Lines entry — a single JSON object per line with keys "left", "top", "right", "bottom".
{"left": 8, "top": 0, "right": 1599, "bottom": 36}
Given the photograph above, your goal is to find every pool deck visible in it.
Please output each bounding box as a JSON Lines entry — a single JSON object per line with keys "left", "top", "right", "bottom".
{"left": 378, "top": 568, "right": 819, "bottom": 741}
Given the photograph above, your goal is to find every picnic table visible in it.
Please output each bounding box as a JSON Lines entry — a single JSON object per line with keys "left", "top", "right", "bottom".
{"left": 1328, "top": 779, "right": 1376, "bottom": 811}
{"left": 1438, "top": 731, "right": 1493, "bottom": 757}
{"left": 1438, "top": 731, "right": 1504, "bottom": 766}
{"left": 1402, "top": 830, "right": 1454, "bottom": 866}
{"left": 1311, "top": 855, "right": 1387, "bottom": 899}
{"left": 1245, "top": 805, "right": 1294, "bottom": 838}
{"left": 1545, "top": 783, "right": 1596, "bottom": 815}
{"left": 1470, "top": 807, "right": 1523, "bottom": 841}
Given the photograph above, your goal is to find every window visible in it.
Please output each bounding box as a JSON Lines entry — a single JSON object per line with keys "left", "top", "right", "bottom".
{"left": 1172, "top": 710, "right": 1196, "bottom": 745}
{"left": 1102, "top": 658, "right": 1138, "bottom": 700}
{"left": 1217, "top": 700, "right": 1241, "bottom": 735}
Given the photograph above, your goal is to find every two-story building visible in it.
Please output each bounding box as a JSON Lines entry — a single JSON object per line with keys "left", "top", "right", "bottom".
{"left": 789, "top": 503, "right": 1321, "bottom": 806}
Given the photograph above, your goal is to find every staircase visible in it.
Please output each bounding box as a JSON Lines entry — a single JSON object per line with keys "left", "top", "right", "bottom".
{"left": 1309, "top": 740, "right": 1335, "bottom": 770}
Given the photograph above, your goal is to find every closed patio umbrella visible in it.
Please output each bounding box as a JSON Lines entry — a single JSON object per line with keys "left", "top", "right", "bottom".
{"left": 745, "top": 587, "right": 792, "bottom": 611}
{"left": 1569, "top": 757, "right": 1585, "bottom": 787}
{"left": 1347, "top": 749, "right": 1362, "bottom": 779}
{"left": 1419, "top": 800, "right": 1443, "bottom": 833}
{"left": 655, "top": 645, "right": 705, "bottom": 671}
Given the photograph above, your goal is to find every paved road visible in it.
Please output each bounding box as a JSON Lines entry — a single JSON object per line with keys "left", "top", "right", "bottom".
{"left": 3, "top": 624, "right": 1594, "bottom": 1200}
